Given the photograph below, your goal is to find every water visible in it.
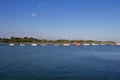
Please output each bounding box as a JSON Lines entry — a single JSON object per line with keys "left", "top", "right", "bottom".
{"left": 0, "top": 44, "right": 120, "bottom": 80}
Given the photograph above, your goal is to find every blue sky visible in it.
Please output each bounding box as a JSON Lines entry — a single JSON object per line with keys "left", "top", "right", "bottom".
{"left": 0, "top": 0, "right": 120, "bottom": 41}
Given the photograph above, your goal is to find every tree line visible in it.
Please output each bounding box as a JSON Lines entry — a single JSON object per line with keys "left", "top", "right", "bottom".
{"left": 0, "top": 36, "right": 116, "bottom": 44}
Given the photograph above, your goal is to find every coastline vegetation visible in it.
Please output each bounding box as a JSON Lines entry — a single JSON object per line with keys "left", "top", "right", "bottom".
{"left": 0, "top": 36, "right": 116, "bottom": 45}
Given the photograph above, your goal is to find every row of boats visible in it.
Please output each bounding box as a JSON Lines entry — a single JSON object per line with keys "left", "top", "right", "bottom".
{"left": 8, "top": 43, "right": 120, "bottom": 46}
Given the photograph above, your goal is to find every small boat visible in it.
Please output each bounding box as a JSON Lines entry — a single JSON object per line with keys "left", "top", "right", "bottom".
{"left": 82, "top": 40, "right": 90, "bottom": 46}
{"left": 54, "top": 43, "right": 60, "bottom": 46}
{"left": 63, "top": 43, "right": 70, "bottom": 46}
{"left": 20, "top": 44, "right": 25, "bottom": 46}
{"left": 9, "top": 43, "right": 14, "bottom": 46}
{"left": 74, "top": 43, "right": 81, "bottom": 46}
{"left": 73, "top": 40, "right": 80, "bottom": 46}
{"left": 91, "top": 43, "right": 99, "bottom": 45}
{"left": 116, "top": 42, "right": 120, "bottom": 45}
{"left": 41, "top": 44, "right": 47, "bottom": 46}
{"left": 31, "top": 43, "right": 37, "bottom": 46}
{"left": 82, "top": 43, "right": 90, "bottom": 46}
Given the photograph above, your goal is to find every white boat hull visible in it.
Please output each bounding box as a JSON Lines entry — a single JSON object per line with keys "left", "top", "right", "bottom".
{"left": 20, "top": 44, "right": 25, "bottom": 46}
{"left": 41, "top": 44, "right": 47, "bottom": 46}
{"left": 54, "top": 44, "right": 60, "bottom": 46}
{"left": 9, "top": 43, "right": 14, "bottom": 46}
{"left": 31, "top": 44, "right": 37, "bottom": 46}
{"left": 63, "top": 44, "right": 70, "bottom": 46}
{"left": 82, "top": 43, "right": 90, "bottom": 46}
{"left": 91, "top": 43, "right": 99, "bottom": 45}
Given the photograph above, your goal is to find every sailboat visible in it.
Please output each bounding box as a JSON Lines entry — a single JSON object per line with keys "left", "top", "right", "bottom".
{"left": 41, "top": 44, "right": 47, "bottom": 46}
{"left": 82, "top": 40, "right": 90, "bottom": 46}
{"left": 20, "top": 44, "right": 25, "bottom": 46}
{"left": 31, "top": 43, "right": 37, "bottom": 46}
{"left": 41, "top": 39, "right": 47, "bottom": 46}
{"left": 83, "top": 43, "right": 90, "bottom": 46}
{"left": 74, "top": 43, "right": 80, "bottom": 46}
{"left": 53, "top": 39, "right": 60, "bottom": 46}
{"left": 54, "top": 43, "right": 60, "bottom": 46}
{"left": 116, "top": 42, "right": 120, "bottom": 45}
{"left": 91, "top": 40, "right": 99, "bottom": 45}
{"left": 31, "top": 39, "right": 37, "bottom": 46}
{"left": 73, "top": 40, "right": 80, "bottom": 46}
{"left": 9, "top": 43, "right": 14, "bottom": 46}
{"left": 19, "top": 38, "right": 25, "bottom": 46}
{"left": 9, "top": 37, "right": 14, "bottom": 46}
{"left": 63, "top": 43, "right": 70, "bottom": 46}
{"left": 63, "top": 40, "right": 70, "bottom": 46}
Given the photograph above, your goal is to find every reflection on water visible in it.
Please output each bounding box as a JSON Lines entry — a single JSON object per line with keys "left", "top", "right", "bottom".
{"left": 0, "top": 44, "right": 120, "bottom": 80}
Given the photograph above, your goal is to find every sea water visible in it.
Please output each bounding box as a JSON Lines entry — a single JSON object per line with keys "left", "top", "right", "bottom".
{"left": 0, "top": 44, "right": 120, "bottom": 80}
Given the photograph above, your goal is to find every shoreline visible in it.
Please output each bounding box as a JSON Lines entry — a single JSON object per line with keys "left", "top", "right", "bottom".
{"left": 0, "top": 37, "right": 118, "bottom": 45}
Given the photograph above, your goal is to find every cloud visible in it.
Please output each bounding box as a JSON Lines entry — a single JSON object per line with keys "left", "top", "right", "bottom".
{"left": 32, "top": 12, "right": 36, "bottom": 16}
{"left": 31, "top": 3, "right": 47, "bottom": 17}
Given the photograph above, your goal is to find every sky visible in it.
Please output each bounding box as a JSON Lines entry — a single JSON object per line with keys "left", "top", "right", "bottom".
{"left": 0, "top": 0, "right": 120, "bottom": 41}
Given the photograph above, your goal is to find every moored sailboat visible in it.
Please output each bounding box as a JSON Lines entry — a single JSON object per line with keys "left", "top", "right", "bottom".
{"left": 116, "top": 42, "right": 120, "bottom": 45}
{"left": 82, "top": 40, "right": 90, "bottom": 46}
{"left": 9, "top": 43, "right": 14, "bottom": 46}
{"left": 20, "top": 44, "right": 25, "bottom": 46}
{"left": 63, "top": 43, "right": 70, "bottom": 46}
{"left": 54, "top": 43, "right": 60, "bottom": 46}
{"left": 82, "top": 43, "right": 90, "bottom": 46}
{"left": 74, "top": 43, "right": 80, "bottom": 46}
{"left": 31, "top": 43, "right": 37, "bottom": 46}
{"left": 41, "top": 39, "right": 47, "bottom": 46}
{"left": 73, "top": 40, "right": 80, "bottom": 46}
{"left": 91, "top": 43, "right": 99, "bottom": 45}
{"left": 41, "top": 44, "right": 47, "bottom": 46}
{"left": 63, "top": 40, "right": 70, "bottom": 46}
